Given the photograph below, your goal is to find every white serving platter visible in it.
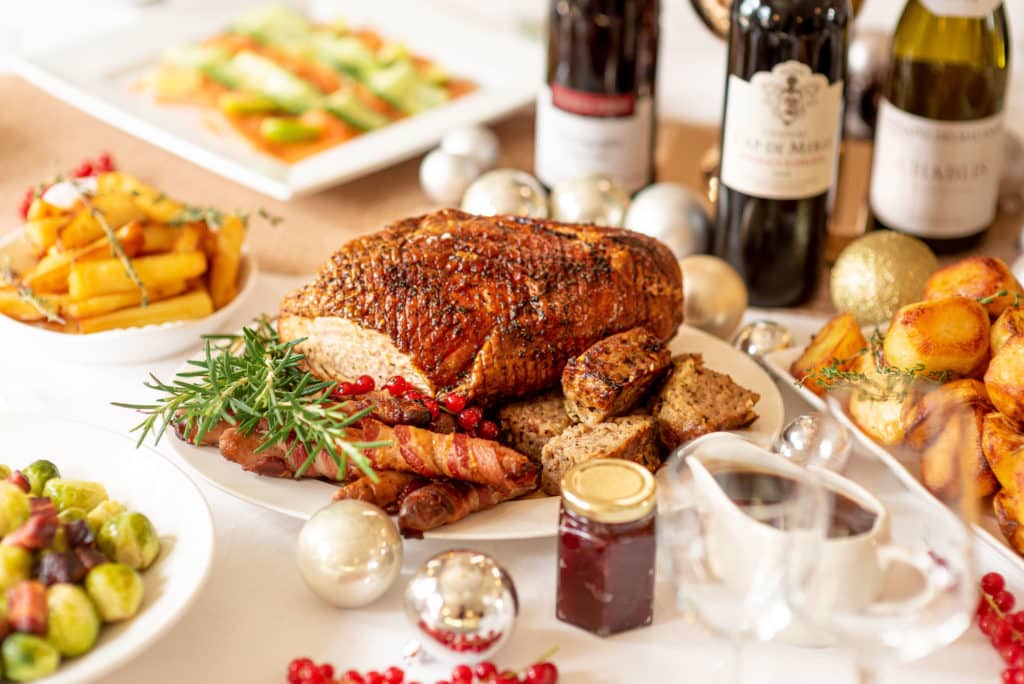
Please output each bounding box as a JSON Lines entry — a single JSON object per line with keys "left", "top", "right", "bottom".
{"left": 166, "top": 323, "right": 786, "bottom": 540}
{"left": 14, "top": 0, "right": 541, "bottom": 200}
{"left": 0, "top": 229, "right": 257, "bottom": 365}
{"left": 763, "top": 345, "right": 1024, "bottom": 574}
{"left": 0, "top": 414, "right": 214, "bottom": 684}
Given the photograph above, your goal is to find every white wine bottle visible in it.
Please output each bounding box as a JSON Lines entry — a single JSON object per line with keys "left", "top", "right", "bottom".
{"left": 869, "top": 0, "right": 1010, "bottom": 252}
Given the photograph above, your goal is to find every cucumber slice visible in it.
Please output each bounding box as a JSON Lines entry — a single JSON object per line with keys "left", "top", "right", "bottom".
{"left": 324, "top": 90, "right": 389, "bottom": 131}
{"left": 259, "top": 117, "right": 322, "bottom": 143}
{"left": 230, "top": 51, "right": 322, "bottom": 113}
{"left": 218, "top": 92, "right": 279, "bottom": 115}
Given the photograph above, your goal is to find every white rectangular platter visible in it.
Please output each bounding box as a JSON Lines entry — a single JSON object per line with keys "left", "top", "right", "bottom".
{"left": 14, "top": 0, "right": 542, "bottom": 200}
{"left": 763, "top": 344, "right": 1024, "bottom": 573}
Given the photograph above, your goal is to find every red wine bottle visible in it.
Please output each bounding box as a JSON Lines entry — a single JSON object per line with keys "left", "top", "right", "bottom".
{"left": 713, "top": 0, "right": 851, "bottom": 307}
{"left": 535, "top": 0, "right": 659, "bottom": 194}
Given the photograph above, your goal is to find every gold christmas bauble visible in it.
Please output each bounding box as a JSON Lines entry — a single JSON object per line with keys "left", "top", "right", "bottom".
{"left": 830, "top": 231, "right": 938, "bottom": 326}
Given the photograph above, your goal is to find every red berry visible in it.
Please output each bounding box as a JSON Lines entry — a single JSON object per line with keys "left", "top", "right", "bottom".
{"left": 384, "top": 667, "right": 405, "bottom": 684}
{"left": 994, "top": 620, "right": 1016, "bottom": 648}
{"left": 1011, "top": 612, "right": 1024, "bottom": 633}
{"left": 355, "top": 374, "right": 375, "bottom": 393}
{"left": 404, "top": 389, "right": 423, "bottom": 402}
{"left": 318, "top": 664, "right": 335, "bottom": 680}
{"left": 73, "top": 161, "right": 94, "bottom": 178}
{"left": 1005, "top": 669, "right": 1024, "bottom": 684}
{"left": 495, "top": 673, "right": 519, "bottom": 684}
{"left": 296, "top": 662, "right": 318, "bottom": 683}
{"left": 985, "top": 572, "right": 1008, "bottom": 596}
{"left": 457, "top": 407, "right": 483, "bottom": 431}
{"left": 982, "top": 612, "right": 1000, "bottom": 636}
{"left": 997, "top": 591, "right": 1017, "bottom": 613}
{"left": 342, "top": 670, "right": 365, "bottom": 684}
{"left": 96, "top": 152, "right": 114, "bottom": 172}
{"left": 450, "top": 665, "right": 473, "bottom": 684}
{"left": 366, "top": 672, "right": 386, "bottom": 684}
{"left": 524, "top": 663, "right": 558, "bottom": 684}
{"left": 443, "top": 394, "right": 467, "bottom": 413}
{"left": 385, "top": 376, "right": 410, "bottom": 396}
{"left": 477, "top": 420, "right": 499, "bottom": 440}
{"left": 475, "top": 663, "right": 497, "bottom": 680}
{"left": 423, "top": 398, "right": 441, "bottom": 419}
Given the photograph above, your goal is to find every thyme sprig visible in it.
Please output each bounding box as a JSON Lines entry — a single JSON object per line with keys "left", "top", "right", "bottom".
{"left": 797, "top": 329, "right": 951, "bottom": 401}
{"left": 0, "top": 257, "right": 64, "bottom": 324}
{"left": 170, "top": 205, "right": 283, "bottom": 229}
{"left": 113, "top": 317, "right": 388, "bottom": 480}
{"left": 978, "top": 289, "right": 1024, "bottom": 307}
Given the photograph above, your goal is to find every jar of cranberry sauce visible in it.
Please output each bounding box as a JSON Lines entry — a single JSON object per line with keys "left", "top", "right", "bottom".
{"left": 556, "top": 459, "right": 657, "bottom": 636}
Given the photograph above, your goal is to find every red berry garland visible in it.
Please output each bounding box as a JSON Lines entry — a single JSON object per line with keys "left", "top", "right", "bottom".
{"left": 976, "top": 571, "right": 1024, "bottom": 680}
{"left": 285, "top": 653, "right": 558, "bottom": 684}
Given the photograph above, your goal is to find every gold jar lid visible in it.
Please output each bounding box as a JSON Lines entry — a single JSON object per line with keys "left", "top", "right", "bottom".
{"left": 561, "top": 459, "right": 657, "bottom": 524}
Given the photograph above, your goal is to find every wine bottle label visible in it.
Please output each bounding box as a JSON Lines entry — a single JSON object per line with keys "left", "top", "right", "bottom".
{"left": 919, "top": 0, "right": 1002, "bottom": 18}
{"left": 534, "top": 85, "right": 654, "bottom": 194}
{"left": 870, "top": 99, "right": 1004, "bottom": 238}
{"left": 719, "top": 61, "right": 844, "bottom": 201}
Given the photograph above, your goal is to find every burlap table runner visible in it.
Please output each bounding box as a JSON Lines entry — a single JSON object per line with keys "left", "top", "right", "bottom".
{"left": 3, "top": 74, "right": 1021, "bottom": 314}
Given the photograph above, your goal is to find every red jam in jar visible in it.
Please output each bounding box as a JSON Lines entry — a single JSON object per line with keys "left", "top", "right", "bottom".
{"left": 556, "top": 458, "right": 657, "bottom": 636}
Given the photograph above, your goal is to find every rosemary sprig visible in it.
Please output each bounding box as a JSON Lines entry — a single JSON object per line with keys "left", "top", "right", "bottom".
{"left": 113, "top": 317, "right": 388, "bottom": 481}
{"left": 0, "top": 257, "right": 64, "bottom": 324}
{"left": 797, "top": 328, "right": 950, "bottom": 401}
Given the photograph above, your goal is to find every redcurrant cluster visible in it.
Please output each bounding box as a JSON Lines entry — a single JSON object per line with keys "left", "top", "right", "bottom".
{"left": 18, "top": 153, "right": 116, "bottom": 219}
{"left": 286, "top": 659, "right": 558, "bottom": 684}
{"left": 381, "top": 375, "right": 498, "bottom": 440}
{"left": 975, "top": 571, "right": 1024, "bottom": 683}
{"left": 333, "top": 374, "right": 377, "bottom": 398}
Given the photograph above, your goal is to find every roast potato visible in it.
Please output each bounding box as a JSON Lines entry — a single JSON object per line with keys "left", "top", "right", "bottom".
{"left": 981, "top": 411, "right": 1024, "bottom": 490}
{"left": 902, "top": 379, "right": 997, "bottom": 499}
{"left": 991, "top": 307, "right": 1024, "bottom": 356}
{"left": 790, "top": 313, "right": 868, "bottom": 397}
{"left": 848, "top": 354, "right": 917, "bottom": 446}
{"left": 883, "top": 297, "right": 990, "bottom": 379}
{"left": 995, "top": 490, "right": 1024, "bottom": 557}
{"left": 985, "top": 335, "right": 1024, "bottom": 424}
{"left": 923, "top": 256, "right": 1023, "bottom": 318}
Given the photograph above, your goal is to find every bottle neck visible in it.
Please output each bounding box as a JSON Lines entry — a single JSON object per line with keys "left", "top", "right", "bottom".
{"left": 893, "top": 0, "right": 1009, "bottom": 67}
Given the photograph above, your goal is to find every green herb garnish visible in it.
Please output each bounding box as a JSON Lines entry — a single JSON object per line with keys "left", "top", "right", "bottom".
{"left": 0, "top": 257, "right": 64, "bottom": 324}
{"left": 113, "top": 317, "right": 388, "bottom": 480}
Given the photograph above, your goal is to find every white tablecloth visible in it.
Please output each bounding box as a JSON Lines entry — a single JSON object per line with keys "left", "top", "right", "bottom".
{"left": 0, "top": 272, "right": 1008, "bottom": 684}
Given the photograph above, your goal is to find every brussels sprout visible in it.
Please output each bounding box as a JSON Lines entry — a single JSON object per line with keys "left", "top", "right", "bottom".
{"left": 0, "top": 465, "right": 11, "bottom": 480}
{"left": 0, "top": 482, "right": 29, "bottom": 537}
{"left": 41, "top": 479, "right": 107, "bottom": 515}
{"left": 97, "top": 513, "right": 160, "bottom": 570}
{"left": 0, "top": 546, "right": 32, "bottom": 592}
{"left": 85, "top": 500, "right": 125, "bottom": 535}
{"left": 45, "top": 584, "right": 100, "bottom": 657}
{"left": 56, "top": 508, "right": 86, "bottom": 525}
{"left": 84, "top": 563, "right": 143, "bottom": 622}
{"left": 2, "top": 633, "right": 59, "bottom": 682}
{"left": 21, "top": 461, "right": 59, "bottom": 498}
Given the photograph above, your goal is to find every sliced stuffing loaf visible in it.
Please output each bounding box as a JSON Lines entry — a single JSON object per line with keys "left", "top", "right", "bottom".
{"left": 497, "top": 391, "right": 574, "bottom": 461}
{"left": 653, "top": 354, "right": 759, "bottom": 450}
{"left": 561, "top": 327, "right": 672, "bottom": 425}
{"left": 539, "top": 415, "right": 661, "bottom": 495}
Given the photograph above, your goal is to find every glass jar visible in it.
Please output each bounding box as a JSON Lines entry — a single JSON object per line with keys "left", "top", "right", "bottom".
{"left": 556, "top": 459, "right": 657, "bottom": 636}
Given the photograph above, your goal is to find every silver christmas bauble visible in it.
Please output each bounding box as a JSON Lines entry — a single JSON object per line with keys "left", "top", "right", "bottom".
{"left": 679, "top": 255, "right": 748, "bottom": 340}
{"left": 296, "top": 500, "right": 403, "bottom": 608}
{"left": 732, "top": 320, "right": 793, "bottom": 362}
{"left": 420, "top": 149, "right": 482, "bottom": 205}
{"left": 624, "top": 183, "right": 710, "bottom": 259}
{"left": 549, "top": 175, "right": 630, "bottom": 227}
{"left": 845, "top": 30, "right": 891, "bottom": 139}
{"left": 441, "top": 126, "right": 500, "bottom": 172}
{"left": 460, "top": 169, "right": 548, "bottom": 218}
{"left": 405, "top": 549, "right": 518, "bottom": 664}
{"left": 773, "top": 413, "right": 851, "bottom": 472}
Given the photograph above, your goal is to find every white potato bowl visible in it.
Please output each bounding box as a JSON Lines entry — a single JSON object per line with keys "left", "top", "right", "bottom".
{"left": 0, "top": 228, "right": 257, "bottom": 365}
